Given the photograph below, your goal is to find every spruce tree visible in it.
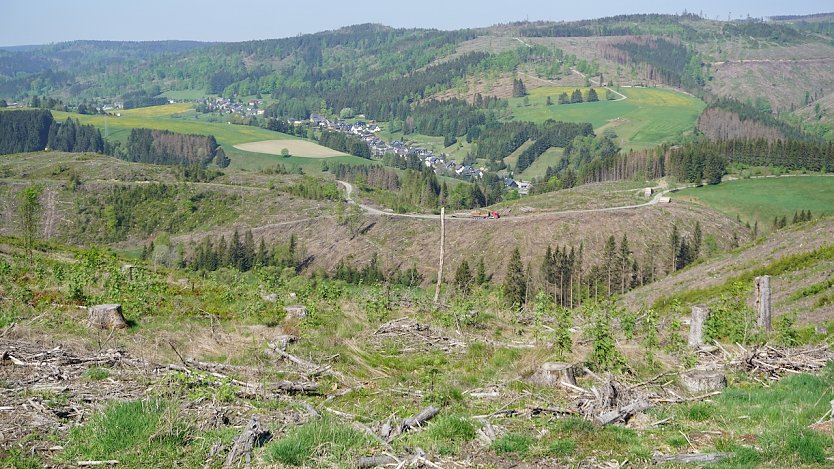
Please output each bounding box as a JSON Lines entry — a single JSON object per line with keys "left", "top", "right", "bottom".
{"left": 503, "top": 247, "right": 526, "bottom": 307}
{"left": 475, "top": 257, "right": 488, "bottom": 285}
{"left": 693, "top": 221, "right": 702, "bottom": 259}
{"left": 454, "top": 259, "right": 473, "bottom": 294}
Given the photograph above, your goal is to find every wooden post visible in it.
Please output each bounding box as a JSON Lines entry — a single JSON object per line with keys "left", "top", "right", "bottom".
{"left": 755, "top": 276, "right": 772, "bottom": 331}
{"left": 688, "top": 305, "right": 710, "bottom": 348}
{"left": 433, "top": 207, "right": 445, "bottom": 304}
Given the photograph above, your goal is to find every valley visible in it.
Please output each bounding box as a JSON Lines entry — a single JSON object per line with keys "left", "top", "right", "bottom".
{"left": 2, "top": 8, "right": 834, "bottom": 469}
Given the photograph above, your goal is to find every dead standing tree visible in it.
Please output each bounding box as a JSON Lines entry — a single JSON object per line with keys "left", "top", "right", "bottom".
{"left": 434, "top": 207, "right": 445, "bottom": 303}
{"left": 755, "top": 275, "right": 772, "bottom": 331}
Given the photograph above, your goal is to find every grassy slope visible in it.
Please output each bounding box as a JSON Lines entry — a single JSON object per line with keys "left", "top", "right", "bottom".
{"left": 622, "top": 213, "right": 834, "bottom": 325}
{"left": 3, "top": 230, "right": 834, "bottom": 467}
{"left": 509, "top": 87, "right": 705, "bottom": 152}
{"left": 51, "top": 105, "right": 373, "bottom": 172}
{"left": 675, "top": 176, "right": 834, "bottom": 233}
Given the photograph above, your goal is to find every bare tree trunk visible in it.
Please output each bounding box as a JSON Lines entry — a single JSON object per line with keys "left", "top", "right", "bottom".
{"left": 433, "top": 207, "right": 445, "bottom": 304}
{"left": 755, "top": 276, "right": 772, "bottom": 331}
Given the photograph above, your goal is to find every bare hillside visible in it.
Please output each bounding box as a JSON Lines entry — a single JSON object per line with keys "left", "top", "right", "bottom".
{"left": 623, "top": 217, "right": 834, "bottom": 324}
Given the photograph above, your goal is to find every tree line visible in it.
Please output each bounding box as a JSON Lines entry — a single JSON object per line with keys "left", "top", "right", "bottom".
{"left": 186, "top": 229, "right": 300, "bottom": 273}
{"left": 501, "top": 223, "right": 702, "bottom": 307}
{"left": 317, "top": 130, "right": 371, "bottom": 159}
{"left": 0, "top": 110, "right": 105, "bottom": 155}
{"left": 514, "top": 121, "right": 595, "bottom": 173}
{"left": 125, "top": 128, "right": 225, "bottom": 166}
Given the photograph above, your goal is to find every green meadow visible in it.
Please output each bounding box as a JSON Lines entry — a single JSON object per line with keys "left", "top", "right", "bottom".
{"left": 51, "top": 105, "right": 372, "bottom": 172}
{"left": 675, "top": 176, "right": 834, "bottom": 231}
{"left": 508, "top": 86, "right": 705, "bottom": 151}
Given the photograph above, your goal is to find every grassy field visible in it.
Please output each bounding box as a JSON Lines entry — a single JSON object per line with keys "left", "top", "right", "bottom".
{"left": 518, "top": 147, "right": 564, "bottom": 180}
{"left": 675, "top": 176, "right": 834, "bottom": 232}
{"left": 234, "top": 140, "right": 347, "bottom": 158}
{"left": 51, "top": 105, "right": 372, "bottom": 172}
{"left": 508, "top": 87, "right": 705, "bottom": 151}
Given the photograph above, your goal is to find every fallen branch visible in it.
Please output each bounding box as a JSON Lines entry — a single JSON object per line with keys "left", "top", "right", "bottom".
{"left": 596, "top": 399, "right": 651, "bottom": 426}
{"left": 77, "top": 461, "right": 119, "bottom": 467}
{"left": 356, "top": 455, "right": 399, "bottom": 468}
{"left": 652, "top": 452, "right": 731, "bottom": 464}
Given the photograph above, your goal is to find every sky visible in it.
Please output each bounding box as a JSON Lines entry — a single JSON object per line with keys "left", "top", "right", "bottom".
{"left": 0, "top": 0, "right": 830, "bottom": 46}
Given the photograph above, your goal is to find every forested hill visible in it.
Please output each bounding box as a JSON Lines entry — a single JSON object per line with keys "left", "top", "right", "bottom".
{"left": 3, "top": 14, "right": 834, "bottom": 135}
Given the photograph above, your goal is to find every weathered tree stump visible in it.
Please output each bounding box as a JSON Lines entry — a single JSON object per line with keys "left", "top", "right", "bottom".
{"left": 680, "top": 368, "right": 726, "bottom": 393}
{"left": 530, "top": 362, "right": 577, "bottom": 388}
{"left": 87, "top": 304, "right": 127, "bottom": 330}
{"left": 688, "top": 305, "right": 710, "bottom": 348}
{"left": 755, "top": 276, "right": 772, "bottom": 331}
{"left": 284, "top": 305, "right": 307, "bottom": 320}
{"left": 260, "top": 293, "right": 278, "bottom": 303}
{"left": 120, "top": 264, "right": 135, "bottom": 281}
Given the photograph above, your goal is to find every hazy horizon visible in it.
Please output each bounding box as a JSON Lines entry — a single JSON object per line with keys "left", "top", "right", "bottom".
{"left": 0, "top": 0, "right": 830, "bottom": 47}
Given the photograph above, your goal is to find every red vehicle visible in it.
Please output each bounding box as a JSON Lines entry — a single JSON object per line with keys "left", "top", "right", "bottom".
{"left": 471, "top": 210, "right": 500, "bottom": 219}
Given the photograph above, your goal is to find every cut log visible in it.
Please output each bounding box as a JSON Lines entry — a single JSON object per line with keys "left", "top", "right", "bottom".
{"left": 652, "top": 452, "right": 731, "bottom": 464}
{"left": 357, "top": 455, "right": 398, "bottom": 468}
{"left": 755, "top": 276, "right": 772, "bottom": 331}
{"left": 269, "top": 334, "right": 297, "bottom": 351}
{"left": 530, "top": 362, "right": 577, "bottom": 388}
{"left": 87, "top": 304, "right": 127, "bottom": 330}
{"left": 275, "top": 380, "right": 319, "bottom": 394}
{"left": 284, "top": 305, "right": 308, "bottom": 320}
{"left": 596, "top": 399, "right": 651, "bottom": 425}
{"left": 688, "top": 305, "right": 710, "bottom": 348}
{"left": 680, "top": 369, "right": 727, "bottom": 394}
{"left": 403, "top": 405, "right": 440, "bottom": 430}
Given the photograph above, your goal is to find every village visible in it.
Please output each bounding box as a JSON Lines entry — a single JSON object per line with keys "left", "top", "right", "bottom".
{"left": 307, "top": 113, "right": 532, "bottom": 194}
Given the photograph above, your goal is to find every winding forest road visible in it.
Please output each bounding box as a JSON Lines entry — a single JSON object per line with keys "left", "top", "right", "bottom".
{"left": 336, "top": 180, "right": 679, "bottom": 222}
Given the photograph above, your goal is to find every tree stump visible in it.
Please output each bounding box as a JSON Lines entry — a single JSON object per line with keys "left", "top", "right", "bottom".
{"left": 284, "top": 305, "right": 308, "bottom": 320}
{"left": 688, "top": 305, "right": 710, "bottom": 348}
{"left": 680, "top": 368, "right": 726, "bottom": 393}
{"left": 88, "top": 304, "right": 127, "bottom": 330}
{"left": 530, "top": 362, "right": 577, "bottom": 388}
{"left": 120, "top": 264, "right": 135, "bottom": 281}
{"left": 755, "top": 276, "right": 772, "bottom": 331}
{"left": 260, "top": 293, "right": 278, "bottom": 303}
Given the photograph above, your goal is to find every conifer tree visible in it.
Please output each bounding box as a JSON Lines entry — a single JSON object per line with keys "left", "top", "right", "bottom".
{"left": 503, "top": 247, "right": 526, "bottom": 307}
{"left": 454, "top": 259, "right": 473, "bottom": 294}
{"left": 475, "top": 257, "right": 488, "bottom": 285}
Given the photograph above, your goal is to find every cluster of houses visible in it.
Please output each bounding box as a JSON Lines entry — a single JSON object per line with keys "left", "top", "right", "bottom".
{"left": 308, "top": 113, "right": 489, "bottom": 180}
{"left": 197, "top": 97, "right": 265, "bottom": 117}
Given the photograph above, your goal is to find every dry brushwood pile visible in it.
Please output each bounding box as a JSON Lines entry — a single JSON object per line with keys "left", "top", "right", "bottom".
{"left": 0, "top": 338, "right": 317, "bottom": 459}
{"left": 371, "top": 317, "right": 467, "bottom": 354}
{"left": 733, "top": 344, "right": 834, "bottom": 380}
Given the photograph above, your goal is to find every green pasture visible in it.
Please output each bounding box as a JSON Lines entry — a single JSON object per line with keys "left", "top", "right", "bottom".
{"left": 675, "top": 176, "right": 834, "bottom": 231}
{"left": 508, "top": 86, "right": 705, "bottom": 151}
{"left": 51, "top": 105, "right": 372, "bottom": 171}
